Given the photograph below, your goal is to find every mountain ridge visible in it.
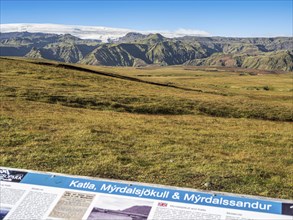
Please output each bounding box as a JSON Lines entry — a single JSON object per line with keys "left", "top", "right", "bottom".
{"left": 1, "top": 31, "right": 292, "bottom": 71}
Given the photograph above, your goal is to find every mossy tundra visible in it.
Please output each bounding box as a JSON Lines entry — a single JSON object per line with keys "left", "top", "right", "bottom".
{"left": 0, "top": 57, "right": 292, "bottom": 199}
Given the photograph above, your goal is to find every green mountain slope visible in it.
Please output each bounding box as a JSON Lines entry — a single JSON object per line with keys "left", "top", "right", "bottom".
{"left": 241, "top": 50, "right": 293, "bottom": 71}
{"left": 26, "top": 43, "right": 96, "bottom": 63}
{"left": 188, "top": 50, "right": 293, "bottom": 71}
{"left": 145, "top": 41, "right": 204, "bottom": 65}
{"left": 80, "top": 43, "right": 150, "bottom": 66}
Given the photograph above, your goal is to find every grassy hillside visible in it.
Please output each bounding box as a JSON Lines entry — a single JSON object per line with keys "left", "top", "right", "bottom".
{"left": 0, "top": 57, "right": 292, "bottom": 199}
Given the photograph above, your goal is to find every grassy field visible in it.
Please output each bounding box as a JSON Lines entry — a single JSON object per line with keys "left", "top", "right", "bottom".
{"left": 0, "top": 57, "right": 292, "bottom": 199}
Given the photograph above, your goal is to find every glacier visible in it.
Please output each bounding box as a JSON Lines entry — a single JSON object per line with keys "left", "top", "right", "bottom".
{"left": 0, "top": 23, "right": 210, "bottom": 42}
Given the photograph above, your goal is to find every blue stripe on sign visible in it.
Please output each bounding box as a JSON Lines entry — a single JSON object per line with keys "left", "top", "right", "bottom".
{"left": 20, "top": 172, "right": 282, "bottom": 215}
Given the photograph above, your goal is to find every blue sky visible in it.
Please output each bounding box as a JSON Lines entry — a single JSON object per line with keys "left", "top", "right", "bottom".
{"left": 1, "top": 0, "right": 292, "bottom": 37}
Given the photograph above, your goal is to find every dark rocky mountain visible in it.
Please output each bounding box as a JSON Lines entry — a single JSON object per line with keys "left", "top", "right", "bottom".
{"left": 1, "top": 32, "right": 292, "bottom": 71}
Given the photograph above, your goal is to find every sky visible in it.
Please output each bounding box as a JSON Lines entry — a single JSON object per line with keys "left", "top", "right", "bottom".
{"left": 1, "top": 0, "right": 292, "bottom": 37}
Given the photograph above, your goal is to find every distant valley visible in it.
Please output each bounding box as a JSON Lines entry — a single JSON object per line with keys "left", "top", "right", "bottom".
{"left": 1, "top": 32, "right": 292, "bottom": 71}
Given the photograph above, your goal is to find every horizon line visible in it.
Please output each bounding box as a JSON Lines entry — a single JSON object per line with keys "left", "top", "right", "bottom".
{"left": 0, "top": 23, "right": 292, "bottom": 39}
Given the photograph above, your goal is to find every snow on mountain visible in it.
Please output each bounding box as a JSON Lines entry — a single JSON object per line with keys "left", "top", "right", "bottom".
{"left": 0, "top": 23, "right": 210, "bottom": 42}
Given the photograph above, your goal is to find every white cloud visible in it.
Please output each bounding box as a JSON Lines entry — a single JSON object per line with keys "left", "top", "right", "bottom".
{"left": 0, "top": 23, "right": 210, "bottom": 42}
{"left": 174, "top": 28, "right": 210, "bottom": 37}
